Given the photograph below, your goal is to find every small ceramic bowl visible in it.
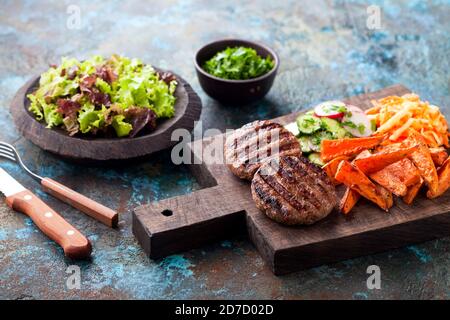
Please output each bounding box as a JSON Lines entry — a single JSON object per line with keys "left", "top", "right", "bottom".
{"left": 194, "top": 39, "right": 279, "bottom": 104}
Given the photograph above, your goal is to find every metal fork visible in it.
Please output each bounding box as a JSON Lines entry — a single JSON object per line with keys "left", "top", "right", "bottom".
{"left": 0, "top": 142, "right": 118, "bottom": 227}
{"left": 0, "top": 142, "right": 42, "bottom": 181}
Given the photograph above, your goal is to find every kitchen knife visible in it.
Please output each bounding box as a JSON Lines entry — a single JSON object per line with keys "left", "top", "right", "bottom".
{"left": 0, "top": 168, "right": 91, "bottom": 259}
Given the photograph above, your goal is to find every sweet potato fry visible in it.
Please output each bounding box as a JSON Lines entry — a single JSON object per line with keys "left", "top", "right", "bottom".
{"left": 391, "top": 158, "right": 421, "bottom": 186}
{"left": 335, "top": 160, "right": 393, "bottom": 211}
{"left": 403, "top": 130, "right": 439, "bottom": 195}
{"left": 443, "top": 132, "right": 449, "bottom": 148}
{"left": 374, "top": 144, "right": 427, "bottom": 185}
{"left": 321, "top": 135, "right": 385, "bottom": 163}
{"left": 370, "top": 166, "right": 408, "bottom": 197}
{"left": 353, "top": 150, "right": 372, "bottom": 160}
{"left": 365, "top": 104, "right": 381, "bottom": 115}
{"left": 353, "top": 145, "right": 418, "bottom": 174}
{"left": 426, "top": 157, "right": 450, "bottom": 199}
{"left": 403, "top": 178, "right": 423, "bottom": 205}
{"left": 375, "top": 142, "right": 403, "bottom": 152}
{"left": 322, "top": 156, "right": 349, "bottom": 185}
{"left": 429, "top": 147, "right": 448, "bottom": 167}
{"left": 339, "top": 187, "right": 360, "bottom": 214}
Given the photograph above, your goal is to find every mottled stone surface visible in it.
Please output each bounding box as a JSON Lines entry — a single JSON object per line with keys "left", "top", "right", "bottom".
{"left": 0, "top": 0, "right": 449, "bottom": 299}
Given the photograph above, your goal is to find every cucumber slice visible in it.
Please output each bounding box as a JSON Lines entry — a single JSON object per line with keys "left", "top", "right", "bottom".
{"left": 371, "top": 119, "right": 377, "bottom": 132}
{"left": 296, "top": 114, "right": 322, "bottom": 134}
{"left": 298, "top": 135, "right": 313, "bottom": 153}
{"left": 308, "top": 152, "right": 324, "bottom": 166}
{"left": 321, "top": 117, "right": 348, "bottom": 139}
{"left": 309, "top": 132, "right": 323, "bottom": 152}
{"left": 310, "top": 130, "right": 334, "bottom": 152}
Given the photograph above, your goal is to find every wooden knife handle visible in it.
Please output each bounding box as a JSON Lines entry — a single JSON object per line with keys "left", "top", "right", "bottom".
{"left": 41, "top": 178, "right": 118, "bottom": 228}
{"left": 6, "top": 190, "right": 92, "bottom": 259}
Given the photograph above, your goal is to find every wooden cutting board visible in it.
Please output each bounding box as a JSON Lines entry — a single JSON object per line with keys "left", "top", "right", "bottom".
{"left": 132, "top": 84, "right": 450, "bottom": 275}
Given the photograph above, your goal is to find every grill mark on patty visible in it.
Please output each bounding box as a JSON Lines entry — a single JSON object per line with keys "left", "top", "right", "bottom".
{"left": 258, "top": 172, "right": 310, "bottom": 213}
{"left": 244, "top": 120, "right": 280, "bottom": 132}
{"left": 277, "top": 157, "right": 323, "bottom": 210}
{"left": 233, "top": 127, "right": 292, "bottom": 160}
{"left": 225, "top": 122, "right": 282, "bottom": 162}
{"left": 284, "top": 163, "right": 323, "bottom": 210}
{"left": 285, "top": 157, "right": 331, "bottom": 191}
{"left": 252, "top": 175, "right": 300, "bottom": 222}
{"left": 285, "top": 155, "right": 335, "bottom": 204}
{"left": 240, "top": 122, "right": 283, "bottom": 145}
{"left": 279, "top": 140, "right": 301, "bottom": 152}
{"left": 298, "top": 160, "right": 336, "bottom": 207}
{"left": 243, "top": 145, "right": 301, "bottom": 179}
{"left": 242, "top": 149, "right": 300, "bottom": 177}
{"left": 252, "top": 155, "right": 338, "bottom": 225}
{"left": 233, "top": 135, "right": 298, "bottom": 169}
{"left": 260, "top": 157, "right": 319, "bottom": 211}
{"left": 225, "top": 120, "right": 302, "bottom": 180}
{"left": 241, "top": 137, "right": 299, "bottom": 168}
{"left": 253, "top": 181, "right": 283, "bottom": 212}
{"left": 233, "top": 136, "right": 238, "bottom": 160}
{"left": 275, "top": 176, "right": 318, "bottom": 216}
{"left": 236, "top": 121, "right": 280, "bottom": 145}
{"left": 300, "top": 160, "right": 334, "bottom": 203}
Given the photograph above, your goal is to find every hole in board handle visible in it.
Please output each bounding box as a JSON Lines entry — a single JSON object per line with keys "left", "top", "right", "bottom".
{"left": 161, "top": 209, "right": 173, "bottom": 217}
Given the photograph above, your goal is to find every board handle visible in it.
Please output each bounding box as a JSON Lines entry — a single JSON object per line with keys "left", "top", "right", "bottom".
{"left": 41, "top": 178, "right": 118, "bottom": 228}
{"left": 132, "top": 186, "right": 248, "bottom": 259}
{"left": 6, "top": 189, "right": 91, "bottom": 259}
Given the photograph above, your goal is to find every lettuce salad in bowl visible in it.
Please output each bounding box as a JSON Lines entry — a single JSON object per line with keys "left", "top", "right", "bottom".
{"left": 27, "top": 55, "right": 178, "bottom": 138}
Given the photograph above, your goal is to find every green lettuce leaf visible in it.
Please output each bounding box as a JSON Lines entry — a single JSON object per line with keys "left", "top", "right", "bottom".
{"left": 111, "top": 114, "right": 132, "bottom": 137}
{"left": 95, "top": 78, "right": 112, "bottom": 94}
{"left": 27, "top": 94, "right": 44, "bottom": 120}
{"left": 78, "top": 55, "right": 103, "bottom": 75}
{"left": 27, "top": 54, "right": 177, "bottom": 137}
{"left": 27, "top": 93, "right": 62, "bottom": 127}
{"left": 78, "top": 104, "right": 105, "bottom": 133}
{"left": 111, "top": 63, "right": 176, "bottom": 118}
{"left": 42, "top": 101, "right": 63, "bottom": 128}
{"left": 35, "top": 72, "right": 79, "bottom": 101}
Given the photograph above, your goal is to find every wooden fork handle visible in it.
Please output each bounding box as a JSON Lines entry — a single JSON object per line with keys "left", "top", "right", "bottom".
{"left": 41, "top": 178, "right": 118, "bottom": 228}
{"left": 6, "top": 189, "right": 92, "bottom": 259}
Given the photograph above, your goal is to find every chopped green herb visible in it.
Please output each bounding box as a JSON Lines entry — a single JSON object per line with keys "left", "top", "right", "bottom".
{"left": 341, "top": 121, "right": 357, "bottom": 129}
{"left": 324, "top": 104, "right": 347, "bottom": 114}
{"left": 357, "top": 124, "right": 366, "bottom": 135}
{"left": 203, "top": 46, "right": 275, "bottom": 80}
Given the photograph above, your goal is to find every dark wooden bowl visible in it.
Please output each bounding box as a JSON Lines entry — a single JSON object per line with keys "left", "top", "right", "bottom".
{"left": 10, "top": 70, "right": 202, "bottom": 163}
{"left": 194, "top": 39, "right": 279, "bottom": 104}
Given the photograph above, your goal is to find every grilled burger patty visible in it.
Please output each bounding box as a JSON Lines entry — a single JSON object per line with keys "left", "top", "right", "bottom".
{"left": 224, "top": 120, "right": 301, "bottom": 180}
{"left": 251, "top": 155, "right": 338, "bottom": 225}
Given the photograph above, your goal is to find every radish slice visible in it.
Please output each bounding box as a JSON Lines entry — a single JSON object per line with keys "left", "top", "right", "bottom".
{"left": 345, "top": 105, "right": 365, "bottom": 114}
{"left": 342, "top": 105, "right": 374, "bottom": 137}
{"left": 314, "top": 100, "right": 347, "bottom": 119}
